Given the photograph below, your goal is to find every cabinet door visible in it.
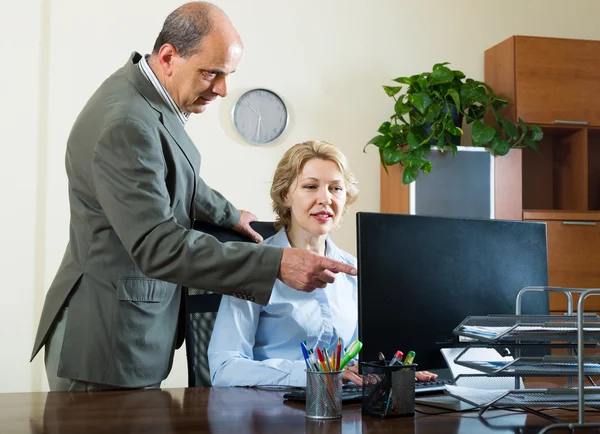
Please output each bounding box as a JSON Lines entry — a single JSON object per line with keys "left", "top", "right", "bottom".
{"left": 515, "top": 37, "right": 600, "bottom": 126}
{"left": 541, "top": 220, "right": 600, "bottom": 311}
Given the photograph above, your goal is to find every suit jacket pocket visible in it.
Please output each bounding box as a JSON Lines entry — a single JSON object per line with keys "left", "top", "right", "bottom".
{"left": 116, "top": 278, "right": 170, "bottom": 302}
{"left": 111, "top": 277, "right": 178, "bottom": 384}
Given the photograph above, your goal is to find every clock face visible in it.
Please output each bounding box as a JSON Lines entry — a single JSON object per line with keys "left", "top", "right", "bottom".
{"left": 232, "top": 89, "right": 288, "bottom": 145}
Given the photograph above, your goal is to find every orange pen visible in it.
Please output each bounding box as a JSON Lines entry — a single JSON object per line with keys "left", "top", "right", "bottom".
{"left": 331, "top": 353, "right": 336, "bottom": 371}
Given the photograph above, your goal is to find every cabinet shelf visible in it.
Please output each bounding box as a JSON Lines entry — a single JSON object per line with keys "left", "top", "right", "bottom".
{"left": 523, "top": 210, "right": 600, "bottom": 221}
{"left": 519, "top": 126, "right": 600, "bottom": 212}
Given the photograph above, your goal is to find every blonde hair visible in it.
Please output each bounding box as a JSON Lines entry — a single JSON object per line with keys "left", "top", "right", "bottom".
{"left": 270, "top": 140, "right": 359, "bottom": 231}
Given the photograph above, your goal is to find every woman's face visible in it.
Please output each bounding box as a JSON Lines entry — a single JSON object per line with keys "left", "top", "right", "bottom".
{"left": 285, "top": 158, "right": 347, "bottom": 237}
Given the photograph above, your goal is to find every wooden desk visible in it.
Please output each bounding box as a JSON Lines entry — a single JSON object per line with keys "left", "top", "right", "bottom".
{"left": 1, "top": 387, "right": 597, "bottom": 433}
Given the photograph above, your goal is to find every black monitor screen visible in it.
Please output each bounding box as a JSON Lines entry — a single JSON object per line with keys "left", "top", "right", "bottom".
{"left": 356, "top": 212, "right": 549, "bottom": 370}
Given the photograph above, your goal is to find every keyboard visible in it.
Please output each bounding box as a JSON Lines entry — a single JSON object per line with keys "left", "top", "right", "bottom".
{"left": 282, "top": 379, "right": 451, "bottom": 403}
{"left": 415, "top": 378, "right": 451, "bottom": 395}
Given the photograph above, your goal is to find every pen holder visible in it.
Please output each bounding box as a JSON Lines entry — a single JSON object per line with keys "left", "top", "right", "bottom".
{"left": 361, "top": 361, "right": 416, "bottom": 418}
{"left": 305, "top": 370, "right": 343, "bottom": 420}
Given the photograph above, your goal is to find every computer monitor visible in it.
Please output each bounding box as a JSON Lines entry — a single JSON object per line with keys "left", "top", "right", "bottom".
{"left": 356, "top": 212, "right": 549, "bottom": 372}
{"left": 410, "top": 146, "right": 494, "bottom": 219}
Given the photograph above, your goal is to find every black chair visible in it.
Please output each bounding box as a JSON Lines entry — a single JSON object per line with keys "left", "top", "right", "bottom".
{"left": 186, "top": 220, "right": 278, "bottom": 387}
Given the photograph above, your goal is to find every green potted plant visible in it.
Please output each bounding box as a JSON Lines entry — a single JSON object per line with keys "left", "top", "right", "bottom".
{"left": 365, "top": 62, "right": 543, "bottom": 185}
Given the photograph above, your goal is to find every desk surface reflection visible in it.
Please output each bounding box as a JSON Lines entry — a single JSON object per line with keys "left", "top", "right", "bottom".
{"left": 1, "top": 387, "right": 596, "bottom": 433}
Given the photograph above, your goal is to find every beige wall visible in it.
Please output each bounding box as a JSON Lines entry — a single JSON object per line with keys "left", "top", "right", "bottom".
{"left": 2, "top": 0, "right": 600, "bottom": 393}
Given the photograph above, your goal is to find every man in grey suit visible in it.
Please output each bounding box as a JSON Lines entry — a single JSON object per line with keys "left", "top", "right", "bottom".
{"left": 31, "top": 2, "right": 357, "bottom": 391}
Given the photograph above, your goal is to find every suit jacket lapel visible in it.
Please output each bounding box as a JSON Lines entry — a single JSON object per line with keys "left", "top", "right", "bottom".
{"left": 123, "top": 52, "right": 201, "bottom": 177}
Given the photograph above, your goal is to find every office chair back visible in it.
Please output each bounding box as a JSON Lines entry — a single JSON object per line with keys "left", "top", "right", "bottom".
{"left": 186, "top": 221, "right": 278, "bottom": 387}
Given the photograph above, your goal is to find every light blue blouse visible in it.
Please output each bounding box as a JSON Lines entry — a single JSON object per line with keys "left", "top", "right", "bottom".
{"left": 208, "top": 228, "right": 358, "bottom": 387}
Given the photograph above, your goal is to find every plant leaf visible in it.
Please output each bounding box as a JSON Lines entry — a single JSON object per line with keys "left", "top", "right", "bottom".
{"left": 459, "top": 85, "right": 476, "bottom": 107}
{"left": 378, "top": 149, "right": 389, "bottom": 173}
{"left": 436, "top": 132, "right": 446, "bottom": 150}
{"left": 518, "top": 118, "right": 528, "bottom": 133}
{"left": 383, "top": 85, "right": 402, "bottom": 97}
{"left": 394, "top": 99, "right": 412, "bottom": 117}
{"left": 407, "top": 131, "right": 421, "bottom": 149}
{"left": 490, "top": 136, "right": 510, "bottom": 156}
{"left": 524, "top": 136, "right": 541, "bottom": 153}
{"left": 383, "top": 148, "right": 403, "bottom": 165}
{"left": 472, "top": 120, "right": 496, "bottom": 146}
{"left": 499, "top": 119, "right": 519, "bottom": 140}
{"left": 409, "top": 92, "right": 432, "bottom": 114}
{"left": 529, "top": 125, "right": 544, "bottom": 141}
{"left": 445, "top": 117, "right": 463, "bottom": 137}
{"left": 452, "top": 70, "right": 466, "bottom": 80}
{"left": 425, "top": 103, "right": 442, "bottom": 124}
{"left": 449, "top": 140, "right": 459, "bottom": 155}
{"left": 364, "top": 134, "right": 390, "bottom": 151}
{"left": 431, "top": 65, "right": 454, "bottom": 85}
{"left": 467, "top": 105, "right": 486, "bottom": 122}
{"left": 472, "top": 86, "right": 489, "bottom": 104}
{"left": 421, "top": 161, "right": 433, "bottom": 175}
{"left": 390, "top": 124, "right": 405, "bottom": 136}
{"left": 392, "top": 76, "right": 412, "bottom": 85}
{"left": 492, "top": 98, "right": 509, "bottom": 111}
{"left": 378, "top": 122, "right": 391, "bottom": 135}
{"left": 446, "top": 89, "right": 461, "bottom": 110}
{"left": 402, "top": 165, "right": 419, "bottom": 185}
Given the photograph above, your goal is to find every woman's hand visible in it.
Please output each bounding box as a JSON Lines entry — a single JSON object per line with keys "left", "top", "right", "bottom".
{"left": 342, "top": 366, "right": 435, "bottom": 386}
{"left": 415, "top": 371, "right": 438, "bottom": 382}
{"left": 342, "top": 364, "right": 362, "bottom": 386}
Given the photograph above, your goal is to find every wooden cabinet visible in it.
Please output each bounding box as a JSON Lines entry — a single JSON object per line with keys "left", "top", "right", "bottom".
{"left": 485, "top": 36, "right": 600, "bottom": 315}
{"left": 523, "top": 211, "right": 600, "bottom": 312}
{"left": 485, "top": 36, "right": 600, "bottom": 126}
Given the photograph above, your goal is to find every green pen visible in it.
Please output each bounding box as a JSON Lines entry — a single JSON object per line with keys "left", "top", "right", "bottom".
{"left": 403, "top": 350, "right": 416, "bottom": 366}
{"left": 339, "top": 339, "right": 363, "bottom": 370}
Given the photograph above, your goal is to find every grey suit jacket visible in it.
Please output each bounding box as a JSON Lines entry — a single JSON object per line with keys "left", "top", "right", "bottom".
{"left": 31, "top": 52, "right": 283, "bottom": 387}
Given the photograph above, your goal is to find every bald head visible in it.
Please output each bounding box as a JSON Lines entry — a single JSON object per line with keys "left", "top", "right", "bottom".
{"left": 148, "top": 2, "right": 243, "bottom": 115}
{"left": 152, "top": 1, "right": 241, "bottom": 58}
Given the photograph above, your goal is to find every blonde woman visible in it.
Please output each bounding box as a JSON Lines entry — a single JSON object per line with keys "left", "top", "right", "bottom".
{"left": 208, "top": 141, "right": 435, "bottom": 387}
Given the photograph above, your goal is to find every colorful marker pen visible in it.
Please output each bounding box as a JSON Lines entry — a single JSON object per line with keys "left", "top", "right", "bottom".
{"left": 309, "top": 352, "right": 321, "bottom": 372}
{"left": 300, "top": 342, "right": 311, "bottom": 371}
{"left": 389, "top": 350, "right": 404, "bottom": 366}
{"left": 316, "top": 347, "right": 328, "bottom": 372}
{"left": 403, "top": 350, "right": 416, "bottom": 365}
{"left": 339, "top": 339, "right": 363, "bottom": 370}
{"left": 323, "top": 347, "right": 334, "bottom": 371}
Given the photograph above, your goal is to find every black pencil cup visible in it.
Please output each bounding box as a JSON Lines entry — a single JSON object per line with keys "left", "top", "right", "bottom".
{"left": 360, "top": 361, "right": 416, "bottom": 418}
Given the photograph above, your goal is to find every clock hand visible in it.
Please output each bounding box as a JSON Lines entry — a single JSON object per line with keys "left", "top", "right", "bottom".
{"left": 248, "top": 104, "right": 261, "bottom": 117}
{"left": 255, "top": 117, "right": 262, "bottom": 140}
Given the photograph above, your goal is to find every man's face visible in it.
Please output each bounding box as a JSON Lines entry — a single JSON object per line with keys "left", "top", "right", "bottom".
{"left": 167, "top": 32, "right": 243, "bottom": 114}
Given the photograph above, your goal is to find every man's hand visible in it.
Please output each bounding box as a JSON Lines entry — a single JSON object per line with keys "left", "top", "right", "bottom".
{"left": 232, "top": 210, "right": 263, "bottom": 243}
{"left": 278, "top": 248, "right": 358, "bottom": 292}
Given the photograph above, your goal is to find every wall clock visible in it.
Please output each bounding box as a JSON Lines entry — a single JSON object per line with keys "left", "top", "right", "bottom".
{"left": 232, "top": 88, "right": 289, "bottom": 145}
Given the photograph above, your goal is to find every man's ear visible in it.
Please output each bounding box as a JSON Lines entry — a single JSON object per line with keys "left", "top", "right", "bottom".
{"left": 156, "top": 44, "right": 178, "bottom": 77}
